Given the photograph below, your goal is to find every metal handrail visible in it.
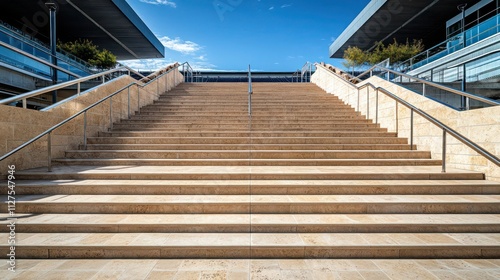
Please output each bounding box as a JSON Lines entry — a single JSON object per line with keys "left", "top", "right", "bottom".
{"left": 354, "top": 64, "right": 500, "bottom": 107}
{"left": 0, "top": 63, "right": 186, "bottom": 171}
{"left": 301, "top": 62, "right": 315, "bottom": 82}
{"left": 248, "top": 64, "right": 253, "bottom": 116}
{"left": 0, "top": 65, "right": 146, "bottom": 109}
{"left": 316, "top": 63, "right": 500, "bottom": 172}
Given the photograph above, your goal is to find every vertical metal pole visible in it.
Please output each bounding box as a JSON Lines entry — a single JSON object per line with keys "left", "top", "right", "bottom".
{"left": 46, "top": 2, "right": 58, "bottom": 104}
{"left": 22, "top": 99, "right": 27, "bottom": 109}
{"left": 366, "top": 87, "right": 370, "bottom": 119}
{"left": 375, "top": 89, "right": 379, "bottom": 124}
{"left": 77, "top": 82, "right": 81, "bottom": 96}
{"left": 127, "top": 86, "right": 131, "bottom": 119}
{"left": 357, "top": 88, "right": 360, "bottom": 112}
{"left": 442, "top": 130, "right": 447, "bottom": 173}
{"left": 109, "top": 97, "right": 113, "bottom": 131}
{"left": 423, "top": 83, "right": 426, "bottom": 97}
{"left": 47, "top": 132, "right": 52, "bottom": 172}
{"left": 395, "top": 102, "right": 399, "bottom": 135}
{"left": 410, "top": 109, "right": 414, "bottom": 150}
{"left": 102, "top": 75, "right": 105, "bottom": 84}
{"left": 137, "top": 86, "right": 141, "bottom": 114}
{"left": 83, "top": 111, "right": 87, "bottom": 150}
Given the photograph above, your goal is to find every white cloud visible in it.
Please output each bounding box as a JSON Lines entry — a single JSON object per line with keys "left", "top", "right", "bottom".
{"left": 281, "top": 4, "right": 292, "bottom": 8}
{"left": 269, "top": 6, "right": 274, "bottom": 10}
{"left": 159, "top": 36, "right": 202, "bottom": 54}
{"left": 139, "top": 0, "right": 176, "bottom": 8}
{"left": 120, "top": 58, "right": 176, "bottom": 71}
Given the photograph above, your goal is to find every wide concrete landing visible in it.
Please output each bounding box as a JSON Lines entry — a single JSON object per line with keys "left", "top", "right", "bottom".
{"left": 2, "top": 259, "right": 499, "bottom": 279}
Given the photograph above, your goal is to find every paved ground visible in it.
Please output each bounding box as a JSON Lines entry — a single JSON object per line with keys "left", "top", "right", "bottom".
{"left": 2, "top": 259, "right": 500, "bottom": 279}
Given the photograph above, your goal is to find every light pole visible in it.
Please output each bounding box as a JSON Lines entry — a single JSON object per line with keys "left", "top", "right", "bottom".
{"left": 45, "top": 0, "right": 58, "bottom": 104}
{"left": 458, "top": 3, "right": 467, "bottom": 108}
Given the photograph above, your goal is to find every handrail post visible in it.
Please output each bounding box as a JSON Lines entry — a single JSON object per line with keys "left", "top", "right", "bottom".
{"left": 410, "top": 109, "right": 414, "bottom": 150}
{"left": 83, "top": 111, "right": 87, "bottom": 150}
{"left": 22, "top": 98, "right": 27, "bottom": 109}
{"left": 127, "top": 86, "right": 131, "bottom": 119}
{"left": 442, "top": 130, "right": 447, "bottom": 173}
{"left": 77, "top": 82, "right": 81, "bottom": 96}
{"left": 375, "top": 88, "right": 379, "bottom": 124}
{"left": 137, "top": 86, "right": 141, "bottom": 114}
{"left": 423, "top": 83, "right": 426, "bottom": 97}
{"left": 102, "top": 75, "right": 105, "bottom": 84}
{"left": 357, "top": 88, "right": 360, "bottom": 112}
{"left": 248, "top": 64, "right": 253, "bottom": 116}
{"left": 395, "top": 101, "right": 399, "bottom": 135}
{"left": 366, "top": 87, "right": 370, "bottom": 119}
{"left": 47, "top": 132, "right": 52, "bottom": 172}
{"left": 109, "top": 97, "right": 113, "bottom": 131}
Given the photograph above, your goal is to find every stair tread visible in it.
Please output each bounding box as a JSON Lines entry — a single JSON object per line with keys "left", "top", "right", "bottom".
{"left": 3, "top": 233, "right": 499, "bottom": 247}
{"left": 7, "top": 179, "right": 499, "bottom": 187}
{"left": 11, "top": 194, "right": 500, "bottom": 203}
{"left": 3, "top": 213, "right": 500, "bottom": 225}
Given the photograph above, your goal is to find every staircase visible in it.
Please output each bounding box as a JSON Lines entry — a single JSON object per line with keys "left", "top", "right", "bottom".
{"left": 2, "top": 82, "right": 499, "bottom": 259}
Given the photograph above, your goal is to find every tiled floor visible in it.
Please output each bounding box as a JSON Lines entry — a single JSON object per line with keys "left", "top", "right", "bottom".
{"left": 2, "top": 259, "right": 500, "bottom": 279}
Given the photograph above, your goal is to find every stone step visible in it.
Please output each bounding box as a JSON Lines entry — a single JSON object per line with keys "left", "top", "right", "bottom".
{"left": 64, "top": 150, "right": 431, "bottom": 160}
{"left": 53, "top": 158, "right": 442, "bottom": 166}
{"left": 87, "top": 137, "right": 409, "bottom": 145}
{"left": 4, "top": 194, "right": 499, "bottom": 214}
{"left": 128, "top": 116, "right": 368, "bottom": 121}
{"left": 15, "top": 166, "right": 479, "bottom": 180}
{"left": 1, "top": 232, "right": 498, "bottom": 258}
{"left": 136, "top": 111, "right": 362, "bottom": 117}
{"left": 6, "top": 180, "right": 498, "bottom": 195}
{"left": 3, "top": 214, "right": 499, "bottom": 233}
{"left": 81, "top": 144, "right": 415, "bottom": 151}
{"left": 99, "top": 131, "right": 397, "bottom": 138}
{"left": 119, "top": 116, "right": 376, "bottom": 123}
{"left": 110, "top": 124, "right": 385, "bottom": 131}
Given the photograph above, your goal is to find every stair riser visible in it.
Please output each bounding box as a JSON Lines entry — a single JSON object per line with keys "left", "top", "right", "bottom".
{"left": 8, "top": 224, "right": 500, "bottom": 233}
{"left": 87, "top": 137, "right": 409, "bottom": 145}
{"left": 82, "top": 144, "right": 414, "bottom": 151}
{"left": 5, "top": 203, "right": 498, "bottom": 214}
{"left": 12, "top": 172, "right": 484, "bottom": 181}
{"left": 100, "top": 132, "right": 397, "bottom": 137}
{"left": 3, "top": 246, "right": 497, "bottom": 259}
{"left": 53, "top": 159, "right": 442, "bottom": 166}
{"left": 65, "top": 151, "right": 431, "bottom": 159}
{"left": 6, "top": 184, "right": 496, "bottom": 195}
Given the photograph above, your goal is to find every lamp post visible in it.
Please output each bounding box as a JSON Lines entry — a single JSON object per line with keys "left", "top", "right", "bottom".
{"left": 45, "top": 0, "right": 58, "bottom": 104}
{"left": 458, "top": 3, "right": 467, "bottom": 108}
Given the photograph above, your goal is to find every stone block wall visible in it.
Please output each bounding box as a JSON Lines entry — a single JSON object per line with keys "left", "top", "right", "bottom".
{"left": 0, "top": 68, "right": 183, "bottom": 174}
{"left": 312, "top": 64, "right": 500, "bottom": 181}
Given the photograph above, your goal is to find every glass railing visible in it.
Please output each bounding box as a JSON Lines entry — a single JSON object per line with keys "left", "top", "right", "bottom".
{"left": 400, "top": 13, "right": 500, "bottom": 72}
{"left": 0, "top": 21, "right": 95, "bottom": 79}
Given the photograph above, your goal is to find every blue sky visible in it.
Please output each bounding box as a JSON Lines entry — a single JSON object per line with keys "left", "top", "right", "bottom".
{"left": 121, "top": 0, "right": 370, "bottom": 71}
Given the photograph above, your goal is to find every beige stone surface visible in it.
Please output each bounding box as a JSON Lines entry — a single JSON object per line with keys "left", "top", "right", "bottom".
{"left": 0, "top": 69, "right": 183, "bottom": 175}
{"left": 312, "top": 64, "right": 500, "bottom": 181}
{"left": 2, "top": 259, "right": 500, "bottom": 279}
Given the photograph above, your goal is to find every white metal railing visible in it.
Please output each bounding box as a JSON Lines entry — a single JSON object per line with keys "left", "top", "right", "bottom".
{"left": 301, "top": 62, "right": 315, "bottom": 82}
{"left": 0, "top": 62, "right": 189, "bottom": 171}
{"left": 316, "top": 63, "right": 500, "bottom": 172}
{"left": 0, "top": 65, "right": 147, "bottom": 109}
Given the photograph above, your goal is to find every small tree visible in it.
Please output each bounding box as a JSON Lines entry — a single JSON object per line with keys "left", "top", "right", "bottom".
{"left": 58, "top": 39, "right": 117, "bottom": 69}
{"left": 342, "top": 46, "right": 368, "bottom": 75}
{"left": 369, "top": 39, "right": 424, "bottom": 68}
{"left": 343, "top": 39, "right": 424, "bottom": 71}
